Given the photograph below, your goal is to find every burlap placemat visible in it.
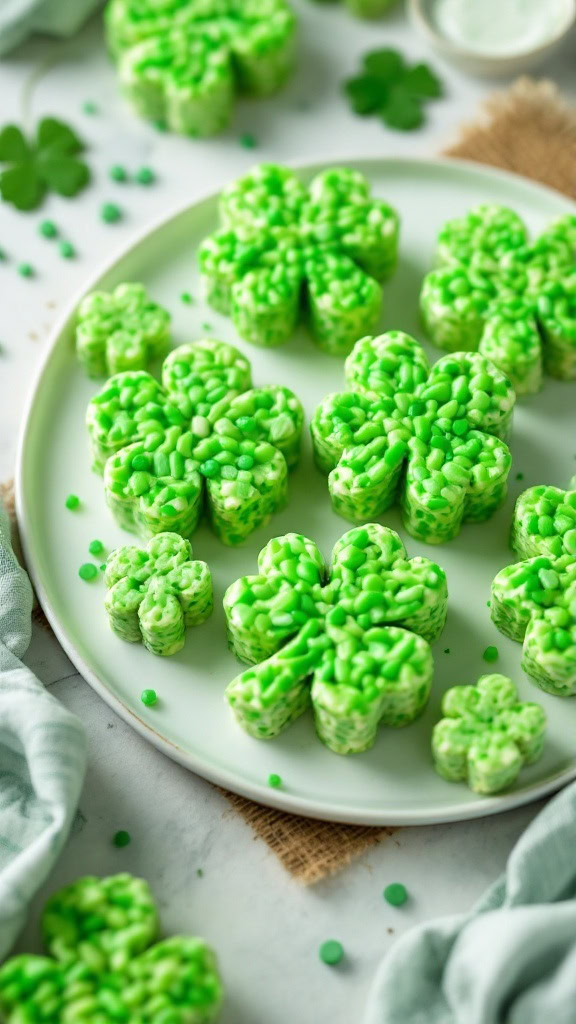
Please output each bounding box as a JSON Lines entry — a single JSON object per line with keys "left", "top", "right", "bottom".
{"left": 6, "top": 77, "right": 575, "bottom": 883}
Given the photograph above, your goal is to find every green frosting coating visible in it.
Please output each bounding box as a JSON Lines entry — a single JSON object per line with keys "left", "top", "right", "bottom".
{"left": 0, "top": 874, "right": 222, "bottom": 1023}
{"left": 105, "top": 0, "right": 296, "bottom": 136}
{"left": 76, "top": 283, "right": 170, "bottom": 379}
{"left": 224, "top": 522, "right": 447, "bottom": 753}
{"left": 311, "top": 330, "right": 514, "bottom": 544}
{"left": 432, "top": 673, "right": 546, "bottom": 794}
{"left": 199, "top": 164, "right": 399, "bottom": 353}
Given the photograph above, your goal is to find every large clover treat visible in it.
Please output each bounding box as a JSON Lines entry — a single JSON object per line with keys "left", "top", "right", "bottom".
{"left": 224, "top": 523, "right": 447, "bottom": 754}
{"left": 75, "top": 282, "right": 171, "bottom": 379}
{"left": 311, "top": 330, "right": 515, "bottom": 544}
{"left": 432, "top": 673, "right": 546, "bottom": 795}
{"left": 0, "top": 874, "right": 223, "bottom": 1023}
{"left": 105, "top": 532, "right": 212, "bottom": 655}
{"left": 199, "top": 164, "right": 399, "bottom": 355}
{"left": 86, "top": 338, "right": 304, "bottom": 545}
{"left": 420, "top": 206, "right": 576, "bottom": 394}
{"left": 105, "top": 0, "right": 296, "bottom": 137}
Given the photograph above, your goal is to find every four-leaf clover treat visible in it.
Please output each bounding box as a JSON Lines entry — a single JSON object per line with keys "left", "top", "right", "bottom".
{"left": 76, "top": 282, "right": 171, "bottom": 377}
{"left": 312, "top": 330, "right": 515, "bottom": 544}
{"left": 105, "top": 532, "right": 212, "bottom": 655}
{"left": 105, "top": 0, "right": 297, "bottom": 137}
{"left": 432, "top": 673, "right": 546, "bottom": 794}
{"left": 0, "top": 873, "right": 223, "bottom": 1023}
{"left": 199, "top": 163, "right": 399, "bottom": 354}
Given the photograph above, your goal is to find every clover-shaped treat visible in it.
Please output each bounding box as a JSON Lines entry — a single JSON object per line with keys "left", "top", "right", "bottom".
{"left": 432, "top": 673, "right": 546, "bottom": 794}
{"left": 420, "top": 206, "right": 576, "bottom": 394}
{"left": 105, "top": 532, "right": 212, "bottom": 655}
{"left": 76, "top": 282, "right": 171, "bottom": 378}
{"left": 199, "top": 164, "right": 399, "bottom": 354}
{"left": 224, "top": 522, "right": 447, "bottom": 753}
{"left": 105, "top": 0, "right": 296, "bottom": 137}
{"left": 311, "top": 330, "right": 515, "bottom": 544}
{"left": 0, "top": 873, "right": 223, "bottom": 1023}
{"left": 86, "top": 338, "right": 304, "bottom": 545}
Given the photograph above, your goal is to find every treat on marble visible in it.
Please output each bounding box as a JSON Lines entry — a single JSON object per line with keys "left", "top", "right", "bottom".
{"left": 105, "top": 0, "right": 296, "bottom": 137}
{"left": 0, "top": 873, "right": 223, "bottom": 1024}
{"left": 86, "top": 338, "right": 304, "bottom": 544}
{"left": 76, "top": 282, "right": 170, "bottom": 378}
{"left": 512, "top": 485, "right": 576, "bottom": 562}
{"left": 199, "top": 164, "right": 399, "bottom": 354}
{"left": 225, "top": 522, "right": 446, "bottom": 753}
{"left": 311, "top": 330, "right": 514, "bottom": 544}
{"left": 104, "top": 532, "right": 212, "bottom": 655}
{"left": 432, "top": 673, "right": 546, "bottom": 794}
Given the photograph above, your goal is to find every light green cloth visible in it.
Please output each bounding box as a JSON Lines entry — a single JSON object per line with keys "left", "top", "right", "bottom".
{"left": 0, "top": 494, "right": 86, "bottom": 959}
{"left": 0, "top": 0, "right": 102, "bottom": 55}
{"left": 365, "top": 782, "right": 576, "bottom": 1024}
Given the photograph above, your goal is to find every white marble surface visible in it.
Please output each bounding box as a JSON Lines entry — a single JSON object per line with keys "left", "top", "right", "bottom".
{"left": 2, "top": 4, "right": 576, "bottom": 1021}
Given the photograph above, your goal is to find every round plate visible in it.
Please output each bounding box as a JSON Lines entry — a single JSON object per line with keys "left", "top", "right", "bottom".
{"left": 16, "top": 156, "right": 576, "bottom": 825}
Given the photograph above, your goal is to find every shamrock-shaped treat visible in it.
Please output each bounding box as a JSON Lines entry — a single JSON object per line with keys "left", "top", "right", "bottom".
{"left": 199, "top": 164, "right": 399, "bottom": 354}
{"left": 420, "top": 207, "right": 576, "bottom": 394}
{"left": 86, "top": 338, "right": 304, "bottom": 545}
{"left": 311, "top": 330, "right": 515, "bottom": 544}
{"left": 105, "top": 532, "right": 212, "bottom": 655}
{"left": 432, "top": 673, "right": 546, "bottom": 794}
{"left": 105, "top": 0, "right": 296, "bottom": 137}
{"left": 0, "top": 873, "right": 223, "bottom": 1023}
{"left": 224, "top": 523, "right": 447, "bottom": 753}
{"left": 512, "top": 484, "right": 576, "bottom": 561}
{"left": 76, "top": 282, "right": 171, "bottom": 378}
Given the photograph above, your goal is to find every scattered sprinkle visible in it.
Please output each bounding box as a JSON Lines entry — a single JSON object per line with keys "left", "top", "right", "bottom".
{"left": 268, "top": 773, "right": 282, "bottom": 788}
{"left": 88, "top": 539, "right": 104, "bottom": 556}
{"left": 141, "top": 688, "right": 158, "bottom": 706}
{"left": 65, "top": 494, "right": 80, "bottom": 510}
{"left": 82, "top": 101, "right": 98, "bottom": 115}
{"left": 202, "top": 322, "right": 214, "bottom": 332}
{"left": 384, "top": 882, "right": 408, "bottom": 906}
{"left": 109, "top": 164, "right": 128, "bottom": 183}
{"left": 153, "top": 119, "right": 168, "bottom": 133}
{"left": 100, "top": 564, "right": 107, "bottom": 572}
{"left": 516, "top": 472, "right": 524, "bottom": 481}
{"left": 197, "top": 868, "right": 204, "bottom": 878}
{"left": 239, "top": 133, "right": 257, "bottom": 149}
{"left": 18, "top": 263, "right": 34, "bottom": 278}
{"left": 180, "top": 291, "right": 194, "bottom": 305}
{"left": 443, "top": 648, "right": 450, "bottom": 654}
{"left": 78, "top": 563, "right": 98, "bottom": 581}
{"left": 0, "top": 247, "right": 7, "bottom": 260}
{"left": 39, "top": 219, "right": 58, "bottom": 239}
{"left": 59, "top": 241, "right": 76, "bottom": 259}
{"left": 113, "top": 830, "right": 131, "bottom": 848}
{"left": 486, "top": 600, "right": 491, "bottom": 608}
{"left": 100, "top": 202, "right": 122, "bottom": 223}
{"left": 136, "top": 166, "right": 155, "bottom": 185}
{"left": 483, "top": 645, "right": 499, "bottom": 663}
{"left": 319, "top": 940, "right": 344, "bottom": 966}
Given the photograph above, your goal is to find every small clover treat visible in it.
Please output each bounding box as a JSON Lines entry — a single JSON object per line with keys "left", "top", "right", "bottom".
{"left": 0, "top": 873, "right": 223, "bottom": 1024}
{"left": 104, "top": 532, "right": 212, "bottom": 655}
{"left": 105, "top": 0, "right": 296, "bottom": 137}
{"left": 76, "top": 282, "right": 170, "bottom": 378}
{"left": 199, "top": 164, "right": 399, "bottom": 354}
{"left": 512, "top": 484, "right": 576, "bottom": 561}
{"left": 224, "top": 523, "right": 447, "bottom": 753}
{"left": 311, "top": 330, "right": 515, "bottom": 545}
{"left": 432, "top": 673, "right": 546, "bottom": 794}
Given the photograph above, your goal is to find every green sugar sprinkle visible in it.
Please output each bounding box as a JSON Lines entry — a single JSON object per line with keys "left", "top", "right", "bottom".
{"left": 18, "top": 263, "right": 34, "bottom": 278}
{"left": 39, "top": 220, "right": 58, "bottom": 239}
{"left": 136, "top": 166, "right": 155, "bottom": 185}
{"left": 384, "top": 882, "right": 408, "bottom": 906}
{"left": 100, "top": 564, "right": 107, "bottom": 572}
{"left": 516, "top": 472, "right": 525, "bottom": 481}
{"left": 483, "top": 645, "right": 499, "bottom": 663}
{"left": 109, "top": 164, "right": 128, "bottom": 183}
{"left": 101, "top": 202, "right": 122, "bottom": 224}
{"left": 268, "top": 773, "right": 282, "bottom": 788}
{"left": 65, "top": 494, "right": 80, "bottom": 510}
{"left": 78, "top": 563, "right": 98, "bottom": 581}
{"left": 153, "top": 119, "right": 167, "bottom": 133}
{"left": 82, "top": 101, "right": 98, "bottom": 115}
{"left": 88, "top": 539, "right": 104, "bottom": 556}
{"left": 141, "top": 689, "right": 158, "bottom": 707}
{"left": 319, "top": 940, "right": 344, "bottom": 966}
{"left": 197, "top": 868, "right": 204, "bottom": 878}
{"left": 239, "top": 133, "right": 257, "bottom": 149}
{"left": 443, "top": 648, "right": 450, "bottom": 654}
{"left": 202, "top": 322, "right": 214, "bottom": 332}
{"left": 113, "top": 830, "right": 131, "bottom": 848}
{"left": 59, "top": 241, "right": 76, "bottom": 259}
{"left": 180, "top": 291, "right": 194, "bottom": 304}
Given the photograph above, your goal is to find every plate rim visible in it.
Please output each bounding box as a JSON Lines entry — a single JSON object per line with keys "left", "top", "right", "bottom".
{"left": 15, "top": 153, "right": 576, "bottom": 825}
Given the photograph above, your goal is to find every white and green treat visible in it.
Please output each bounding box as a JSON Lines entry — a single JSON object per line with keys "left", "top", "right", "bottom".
{"left": 311, "top": 330, "right": 515, "bottom": 544}
{"left": 76, "top": 282, "right": 171, "bottom": 378}
{"left": 105, "top": 532, "right": 212, "bottom": 655}
{"left": 86, "top": 338, "right": 304, "bottom": 545}
{"left": 0, "top": 873, "right": 223, "bottom": 1023}
{"left": 199, "top": 164, "right": 399, "bottom": 354}
{"left": 421, "top": 205, "right": 576, "bottom": 394}
{"left": 224, "top": 522, "right": 447, "bottom": 754}
{"left": 432, "top": 673, "right": 546, "bottom": 795}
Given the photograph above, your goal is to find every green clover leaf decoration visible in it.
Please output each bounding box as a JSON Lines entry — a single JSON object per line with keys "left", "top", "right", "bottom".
{"left": 0, "top": 117, "right": 90, "bottom": 211}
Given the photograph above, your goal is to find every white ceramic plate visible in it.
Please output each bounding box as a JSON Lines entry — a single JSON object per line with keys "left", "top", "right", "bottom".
{"left": 17, "top": 157, "right": 576, "bottom": 825}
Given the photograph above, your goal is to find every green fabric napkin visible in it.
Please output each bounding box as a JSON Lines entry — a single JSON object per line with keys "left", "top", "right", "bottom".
{"left": 0, "top": 0, "right": 102, "bottom": 56}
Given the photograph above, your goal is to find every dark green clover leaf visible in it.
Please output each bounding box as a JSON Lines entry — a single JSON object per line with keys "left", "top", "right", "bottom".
{"left": 0, "top": 117, "right": 90, "bottom": 211}
{"left": 344, "top": 47, "right": 443, "bottom": 132}
{"left": 363, "top": 48, "right": 405, "bottom": 84}
{"left": 401, "top": 62, "right": 443, "bottom": 99}
{"left": 382, "top": 88, "right": 424, "bottom": 131}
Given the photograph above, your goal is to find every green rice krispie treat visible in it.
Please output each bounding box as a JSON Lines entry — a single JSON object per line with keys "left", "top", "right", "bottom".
{"left": 512, "top": 485, "right": 576, "bottom": 561}
{"left": 420, "top": 264, "right": 497, "bottom": 353}
{"left": 478, "top": 296, "right": 542, "bottom": 395}
{"left": 536, "top": 275, "right": 576, "bottom": 379}
{"left": 104, "top": 532, "right": 212, "bottom": 655}
{"left": 199, "top": 163, "right": 399, "bottom": 353}
{"left": 436, "top": 204, "right": 528, "bottom": 271}
{"left": 76, "top": 282, "right": 170, "bottom": 378}
{"left": 0, "top": 873, "right": 223, "bottom": 1024}
{"left": 312, "top": 330, "right": 514, "bottom": 544}
{"left": 105, "top": 0, "right": 297, "bottom": 136}
{"left": 224, "top": 522, "right": 446, "bottom": 752}
{"left": 432, "top": 673, "right": 546, "bottom": 794}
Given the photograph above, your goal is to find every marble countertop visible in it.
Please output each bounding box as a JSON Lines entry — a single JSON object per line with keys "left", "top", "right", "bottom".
{"left": 2, "top": 4, "right": 576, "bottom": 1021}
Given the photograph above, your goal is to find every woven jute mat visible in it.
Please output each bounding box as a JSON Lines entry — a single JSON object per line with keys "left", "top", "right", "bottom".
{"left": 6, "top": 77, "right": 576, "bottom": 883}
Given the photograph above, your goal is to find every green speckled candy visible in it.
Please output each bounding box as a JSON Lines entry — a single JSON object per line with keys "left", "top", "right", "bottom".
{"left": 76, "top": 282, "right": 170, "bottom": 378}
{"left": 105, "top": 532, "right": 212, "bottom": 655}
{"left": 311, "top": 331, "right": 514, "bottom": 544}
{"left": 512, "top": 485, "right": 576, "bottom": 562}
{"left": 432, "top": 673, "right": 546, "bottom": 794}
{"left": 199, "top": 164, "right": 399, "bottom": 354}
{"left": 224, "top": 522, "right": 446, "bottom": 753}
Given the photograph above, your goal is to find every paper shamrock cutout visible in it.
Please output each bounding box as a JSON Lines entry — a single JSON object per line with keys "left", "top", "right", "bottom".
{"left": 76, "top": 282, "right": 171, "bottom": 378}
{"left": 420, "top": 206, "right": 576, "bottom": 394}
{"left": 311, "top": 330, "right": 515, "bottom": 544}
{"left": 87, "top": 338, "right": 304, "bottom": 546}
{"left": 105, "top": 0, "right": 296, "bottom": 137}
{"left": 0, "top": 116, "right": 90, "bottom": 211}
{"left": 432, "top": 673, "right": 546, "bottom": 794}
{"left": 0, "top": 873, "right": 223, "bottom": 1023}
{"left": 224, "top": 522, "right": 447, "bottom": 753}
{"left": 199, "top": 163, "right": 399, "bottom": 354}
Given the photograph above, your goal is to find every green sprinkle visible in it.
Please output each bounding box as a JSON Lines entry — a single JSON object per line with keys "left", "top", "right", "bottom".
{"left": 113, "top": 830, "right": 131, "bottom": 848}
{"left": 88, "top": 540, "right": 104, "bottom": 556}
{"left": 153, "top": 119, "right": 168, "bottom": 132}
{"left": 18, "top": 263, "right": 34, "bottom": 278}
{"left": 180, "top": 291, "right": 194, "bottom": 304}
{"left": 443, "top": 648, "right": 450, "bottom": 654}
{"left": 109, "top": 164, "right": 128, "bottom": 183}
{"left": 383, "top": 882, "right": 408, "bottom": 906}
{"left": 516, "top": 472, "right": 524, "bottom": 481}
{"left": 239, "top": 133, "right": 257, "bottom": 149}
{"left": 100, "top": 564, "right": 106, "bottom": 572}
{"left": 78, "top": 563, "right": 98, "bottom": 581}
{"left": 136, "top": 166, "right": 155, "bottom": 185}
{"left": 141, "top": 688, "right": 158, "bottom": 706}
{"left": 82, "top": 101, "right": 98, "bottom": 115}
{"left": 39, "top": 219, "right": 58, "bottom": 239}
{"left": 101, "top": 202, "right": 122, "bottom": 224}
{"left": 0, "top": 247, "right": 6, "bottom": 259}
{"left": 319, "top": 940, "right": 344, "bottom": 966}
{"left": 65, "top": 494, "right": 80, "bottom": 510}
{"left": 196, "top": 868, "right": 204, "bottom": 877}
{"left": 483, "top": 645, "right": 499, "bottom": 663}
{"left": 268, "top": 773, "right": 282, "bottom": 788}
{"left": 59, "top": 241, "right": 76, "bottom": 259}
{"left": 202, "top": 322, "right": 214, "bottom": 333}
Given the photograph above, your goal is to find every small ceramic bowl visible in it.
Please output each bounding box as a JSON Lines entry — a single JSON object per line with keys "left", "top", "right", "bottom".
{"left": 409, "top": 0, "right": 576, "bottom": 77}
